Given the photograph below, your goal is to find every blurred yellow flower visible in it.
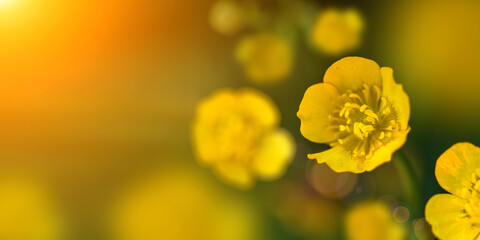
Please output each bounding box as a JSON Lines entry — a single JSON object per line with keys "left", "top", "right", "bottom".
{"left": 192, "top": 88, "right": 295, "bottom": 189}
{"left": 111, "top": 166, "right": 259, "bottom": 240}
{"left": 425, "top": 142, "right": 480, "bottom": 239}
{"left": 209, "top": 0, "right": 245, "bottom": 35}
{"left": 236, "top": 33, "right": 294, "bottom": 83}
{"left": 311, "top": 8, "right": 364, "bottom": 55}
{"left": 297, "top": 57, "right": 410, "bottom": 173}
{"left": 0, "top": 176, "right": 64, "bottom": 240}
{"left": 346, "top": 201, "right": 406, "bottom": 240}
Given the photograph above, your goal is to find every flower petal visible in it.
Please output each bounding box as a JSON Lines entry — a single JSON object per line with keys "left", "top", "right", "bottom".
{"left": 238, "top": 88, "right": 280, "bottom": 128}
{"left": 324, "top": 57, "right": 382, "bottom": 92}
{"left": 252, "top": 129, "right": 295, "bottom": 180}
{"left": 346, "top": 201, "right": 405, "bottom": 240}
{"left": 308, "top": 146, "right": 364, "bottom": 173}
{"left": 425, "top": 194, "right": 476, "bottom": 239}
{"left": 380, "top": 67, "right": 410, "bottom": 130}
{"left": 192, "top": 123, "right": 218, "bottom": 165}
{"left": 193, "top": 88, "right": 237, "bottom": 164}
{"left": 214, "top": 162, "right": 254, "bottom": 190}
{"left": 364, "top": 129, "right": 410, "bottom": 172}
{"left": 195, "top": 88, "right": 237, "bottom": 124}
{"left": 297, "top": 83, "right": 340, "bottom": 143}
{"left": 435, "top": 142, "right": 480, "bottom": 196}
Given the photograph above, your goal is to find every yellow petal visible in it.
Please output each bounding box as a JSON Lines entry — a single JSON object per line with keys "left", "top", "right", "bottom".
{"left": 308, "top": 146, "right": 364, "bottom": 173}
{"left": 435, "top": 142, "right": 480, "bottom": 196}
{"left": 297, "top": 83, "right": 340, "bottom": 143}
{"left": 192, "top": 89, "right": 236, "bottom": 164}
{"left": 195, "top": 88, "right": 237, "bottom": 125}
{"left": 380, "top": 67, "right": 410, "bottom": 130}
{"left": 195, "top": 88, "right": 279, "bottom": 129}
{"left": 425, "top": 194, "right": 477, "bottom": 239}
{"left": 192, "top": 123, "right": 218, "bottom": 165}
{"left": 324, "top": 57, "right": 382, "bottom": 92}
{"left": 214, "top": 162, "right": 254, "bottom": 190}
{"left": 346, "top": 201, "right": 405, "bottom": 240}
{"left": 252, "top": 129, "right": 295, "bottom": 180}
{"left": 237, "top": 88, "right": 279, "bottom": 128}
{"left": 364, "top": 129, "right": 410, "bottom": 172}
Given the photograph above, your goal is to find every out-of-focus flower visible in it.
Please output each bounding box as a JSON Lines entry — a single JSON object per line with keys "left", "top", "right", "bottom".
{"left": 425, "top": 142, "right": 480, "bottom": 239}
{"left": 311, "top": 8, "right": 364, "bottom": 56}
{"left": 209, "top": 0, "right": 245, "bottom": 35}
{"left": 297, "top": 57, "right": 410, "bottom": 173}
{"left": 236, "top": 33, "right": 294, "bottom": 83}
{"left": 192, "top": 88, "right": 295, "bottom": 189}
{"left": 346, "top": 201, "right": 406, "bottom": 240}
{"left": 111, "top": 166, "right": 259, "bottom": 240}
{"left": 0, "top": 176, "right": 64, "bottom": 240}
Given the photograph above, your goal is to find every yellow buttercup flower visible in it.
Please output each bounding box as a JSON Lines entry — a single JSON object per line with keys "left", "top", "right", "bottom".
{"left": 311, "top": 8, "right": 364, "bottom": 55}
{"left": 236, "top": 33, "right": 294, "bottom": 83}
{"left": 346, "top": 201, "right": 406, "bottom": 240}
{"left": 297, "top": 57, "right": 410, "bottom": 173}
{"left": 209, "top": 0, "right": 245, "bottom": 35}
{"left": 192, "top": 88, "right": 295, "bottom": 189}
{"left": 111, "top": 166, "right": 259, "bottom": 240}
{"left": 0, "top": 176, "right": 65, "bottom": 240}
{"left": 425, "top": 142, "right": 480, "bottom": 239}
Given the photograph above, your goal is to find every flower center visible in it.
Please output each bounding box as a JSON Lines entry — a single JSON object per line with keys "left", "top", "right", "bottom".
{"left": 461, "top": 169, "right": 480, "bottom": 227}
{"left": 215, "top": 113, "right": 263, "bottom": 163}
{"left": 329, "top": 84, "right": 400, "bottom": 158}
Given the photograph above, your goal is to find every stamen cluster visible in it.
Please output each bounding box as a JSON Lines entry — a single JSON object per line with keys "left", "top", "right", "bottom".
{"left": 329, "top": 84, "right": 400, "bottom": 158}
{"left": 461, "top": 169, "right": 480, "bottom": 227}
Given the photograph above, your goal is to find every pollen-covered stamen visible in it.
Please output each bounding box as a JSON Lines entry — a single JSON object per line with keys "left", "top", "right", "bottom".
{"left": 328, "top": 84, "right": 400, "bottom": 158}
{"left": 461, "top": 169, "right": 480, "bottom": 227}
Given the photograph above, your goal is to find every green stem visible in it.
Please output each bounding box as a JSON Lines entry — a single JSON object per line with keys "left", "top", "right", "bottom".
{"left": 393, "top": 150, "right": 421, "bottom": 215}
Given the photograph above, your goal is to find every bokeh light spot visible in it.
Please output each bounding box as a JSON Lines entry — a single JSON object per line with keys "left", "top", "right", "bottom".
{"left": 392, "top": 205, "right": 410, "bottom": 224}
{"left": 308, "top": 163, "right": 357, "bottom": 199}
{"left": 413, "top": 218, "right": 435, "bottom": 240}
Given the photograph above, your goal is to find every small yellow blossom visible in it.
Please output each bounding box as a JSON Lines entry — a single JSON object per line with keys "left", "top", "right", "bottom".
{"left": 425, "top": 142, "right": 480, "bottom": 239}
{"left": 0, "top": 176, "right": 64, "bottom": 240}
{"left": 192, "top": 88, "right": 295, "bottom": 189}
{"left": 209, "top": 0, "right": 245, "bottom": 35}
{"left": 297, "top": 57, "right": 410, "bottom": 173}
{"left": 346, "top": 201, "right": 406, "bottom": 240}
{"left": 111, "top": 167, "right": 259, "bottom": 240}
{"left": 311, "top": 8, "right": 364, "bottom": 55}
{"left": 236, "top": 33, "right": 294, "bottom": 83}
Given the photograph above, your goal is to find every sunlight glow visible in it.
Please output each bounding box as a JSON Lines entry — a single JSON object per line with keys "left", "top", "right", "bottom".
{"left": 0, "top": 0, "right": 12, "bottom": 6}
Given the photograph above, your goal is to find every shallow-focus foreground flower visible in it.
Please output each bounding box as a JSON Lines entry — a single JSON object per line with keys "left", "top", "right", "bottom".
{"left": 311, "top": 8, "right": 364, "bottom": 56}
{"left": 236, "top": 32, "right": 294, "bottom": 83}
{"left": 346, "top": 201, "right": 406, "bottom": 240}
{"left": 425, "top": 142, "right": 480, "bottom": 239}
{"left": 111, "top": 166, "right": 259, "bottom": 240}
{"left": 192, "top": 88, "right": 295, "bottom": 189}
{"left": 0, "top": 176, "right": 64, "bottom": 240}
{"left": 209, "top": 0, "right": 245, "bottom": 35}
{"left": 297, "top": 57, "right": 410, "bottom": 173}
